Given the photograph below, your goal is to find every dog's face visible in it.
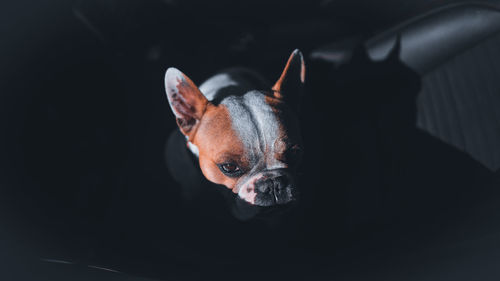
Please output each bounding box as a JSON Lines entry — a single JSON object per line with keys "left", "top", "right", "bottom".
{"left": 164, "top": 50, "right": 305, "bottom": 207}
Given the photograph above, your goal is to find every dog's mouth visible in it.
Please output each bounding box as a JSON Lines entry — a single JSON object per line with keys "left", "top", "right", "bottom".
{"left": 231, "top": 194, "right": 298, "bottom": 221}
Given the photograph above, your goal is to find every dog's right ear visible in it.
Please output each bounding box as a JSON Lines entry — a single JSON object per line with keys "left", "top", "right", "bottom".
{"left": 272, "top": 49, "right": 306, "bottom": 112}
{"left": 164, "top": 68, "right": 209, "bottom": 139}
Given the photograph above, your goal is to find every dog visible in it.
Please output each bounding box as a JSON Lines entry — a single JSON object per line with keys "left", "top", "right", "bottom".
{"left": 164, "top": 50, "right": 305, "bottom": 220}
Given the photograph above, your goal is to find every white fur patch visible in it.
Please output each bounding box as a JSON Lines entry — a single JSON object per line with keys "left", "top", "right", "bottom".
{"left": 222, "top": 91, "right": 285, "bottom": 169}
{"left": 187, "top": 141, "right": 199, "bottom": 157}
{"left": 237, "top": 174, "right": 265, "bottom": 204}
{"left": 221, "top": 91, "right": 289, "bottom": 203}
{"left": 238, "top": 184, "right": 257, "bottom": 205}
{"left": 238, "top": 173, "right": 264, "bottom": 204}
{"left": 199, "top": 73, "right": 238, "bottom": 101}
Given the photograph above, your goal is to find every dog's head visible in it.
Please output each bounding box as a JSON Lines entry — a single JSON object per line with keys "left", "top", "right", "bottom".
{"left": 164, "top": 50, "right": 305, "bottom": 207}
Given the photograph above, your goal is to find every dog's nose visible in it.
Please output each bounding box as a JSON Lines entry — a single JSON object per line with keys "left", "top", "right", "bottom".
{"left": 255, "top": 175, "right": 291, "bottom": 197}
{"left": 273, "top": 175, "right": 289, "bottom": 190}
{"left": 251, "top": 170, "right": 296, "bottom": 206}
{"left": 255, "top": 178, "right": 273, "bottom": 194}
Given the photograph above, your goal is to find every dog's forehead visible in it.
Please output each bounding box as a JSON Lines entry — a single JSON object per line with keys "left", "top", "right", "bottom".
{"left": 221, "top": 91, "right": 284, "bottom": 159}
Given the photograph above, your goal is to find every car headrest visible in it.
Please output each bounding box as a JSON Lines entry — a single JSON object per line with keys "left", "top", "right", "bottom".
{"left": 311, "top": 3, "right": 500, "bottom": 74}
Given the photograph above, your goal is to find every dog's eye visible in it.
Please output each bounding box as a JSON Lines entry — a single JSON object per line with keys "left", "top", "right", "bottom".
{"left": 289, "top": 144, "right": 302, "bottom": 155}
{"left": 218, "top": 163, "right": 242, "bottom": 177}
{"left": 282, "top": 144, "right": 303, "bottom": 165}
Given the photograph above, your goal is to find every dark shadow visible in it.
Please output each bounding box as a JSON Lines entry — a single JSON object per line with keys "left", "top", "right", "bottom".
{"left": 2, "top": 1, "right": 500, "bottom": 280}
{"left": 302, "top": 38, "right": 500, "bottom": 256}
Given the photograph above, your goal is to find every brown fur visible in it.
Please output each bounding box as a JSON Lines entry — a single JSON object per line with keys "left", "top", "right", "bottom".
{"left": 272, "top": 50, "right": 306, "bottom": 98}
{"left": 191, "top": 104, "right": 248, "bottom": 193}
{"left": 166, "top": 49, "right": 304, "bottom": 206}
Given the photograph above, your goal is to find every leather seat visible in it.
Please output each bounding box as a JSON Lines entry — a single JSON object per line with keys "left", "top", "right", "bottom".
{"left": 311, "top": 3, "right": 500, "bottom": 171}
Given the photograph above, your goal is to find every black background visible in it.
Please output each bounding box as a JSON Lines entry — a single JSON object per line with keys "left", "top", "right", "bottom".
{"left": 1, "top": 0, "right": 500, "bottom": 280}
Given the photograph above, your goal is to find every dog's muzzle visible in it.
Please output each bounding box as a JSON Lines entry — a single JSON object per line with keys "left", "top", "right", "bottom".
{"left": 243, "top": 169, "right": 296, "bottom": 207}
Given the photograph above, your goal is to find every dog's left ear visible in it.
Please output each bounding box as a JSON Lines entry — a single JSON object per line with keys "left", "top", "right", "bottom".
{"left": 272, "top": 49, "right": 306, "bottom": 111}
{"left": 164, "top": 68, "right": 209, "bottom": 140}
